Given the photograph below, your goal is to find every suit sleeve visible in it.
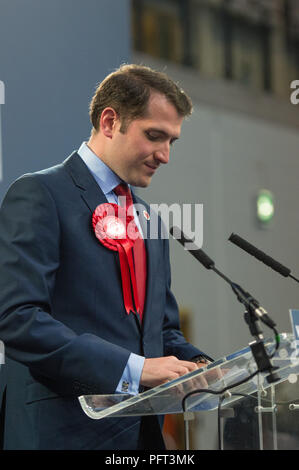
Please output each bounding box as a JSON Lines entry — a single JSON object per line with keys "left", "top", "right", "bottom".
{"left": 162, "top": 236, "right": 213, "bottom": 362}
{"left": 0, "top": 175, "right": 131, "bottom": 395}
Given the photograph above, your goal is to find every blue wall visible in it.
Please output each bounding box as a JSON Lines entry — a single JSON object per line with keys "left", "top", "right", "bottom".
{"left": 0, "top": 0, "right": 131, "bottom": 200}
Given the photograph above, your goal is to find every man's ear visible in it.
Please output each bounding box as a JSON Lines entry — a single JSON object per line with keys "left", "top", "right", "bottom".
{"left": 99, "top": 107, "right": 119, "bottom": 139}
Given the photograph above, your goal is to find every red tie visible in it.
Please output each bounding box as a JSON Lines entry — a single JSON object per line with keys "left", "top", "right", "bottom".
{"left": 113, "top": 183, "right": 147, "bottom": 322}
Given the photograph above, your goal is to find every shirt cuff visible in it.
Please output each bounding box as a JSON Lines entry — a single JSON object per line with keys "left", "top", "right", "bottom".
{"left": 115, "top": 353, "right": 145, "bottom": 395}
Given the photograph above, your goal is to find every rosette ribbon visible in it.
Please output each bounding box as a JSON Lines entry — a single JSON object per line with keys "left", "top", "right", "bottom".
{"left": 92, "top": 203, "right": 140, "bottom": 315}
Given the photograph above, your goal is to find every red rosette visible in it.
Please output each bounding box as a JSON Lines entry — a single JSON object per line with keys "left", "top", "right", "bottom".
{"left": 92, "top": 203, "right": 140, "bottom": 315}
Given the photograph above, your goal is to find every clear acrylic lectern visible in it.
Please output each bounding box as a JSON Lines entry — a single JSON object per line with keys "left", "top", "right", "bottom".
{"left": 78, "top": 333, "right": 299, "bottom": 450}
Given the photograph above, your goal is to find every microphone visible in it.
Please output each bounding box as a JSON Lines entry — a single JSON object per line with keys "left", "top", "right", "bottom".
{"left": 170, "top": 226, "right": 276, "bottom": 329}
{"left": 170, "top": 227, "right": 280, "bottom": 384}
{"left": 228, "top": 233, "right": 299, "bottom": 284}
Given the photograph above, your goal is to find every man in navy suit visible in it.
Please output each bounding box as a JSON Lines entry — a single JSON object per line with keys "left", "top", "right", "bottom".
{"left": 0, "top": 64, "right": 212, "bottom": 449}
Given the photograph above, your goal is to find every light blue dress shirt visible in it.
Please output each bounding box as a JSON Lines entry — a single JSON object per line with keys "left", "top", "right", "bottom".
{"left": 77, "top": 141, "right": 145, "bottom": 395}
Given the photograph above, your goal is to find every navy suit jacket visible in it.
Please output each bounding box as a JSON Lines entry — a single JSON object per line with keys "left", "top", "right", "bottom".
{"left": 0, "top": 152, "right": 207, "bottom": 449}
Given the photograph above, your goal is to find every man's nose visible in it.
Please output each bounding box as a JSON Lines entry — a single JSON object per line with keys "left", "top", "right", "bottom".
{"left": 154, "top": 143, "right": 170, "bottom": 164}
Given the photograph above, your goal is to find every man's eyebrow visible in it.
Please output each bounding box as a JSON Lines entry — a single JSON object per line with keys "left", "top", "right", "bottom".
{"left": 146, "top": 128, "right": 180, "bottom": 140}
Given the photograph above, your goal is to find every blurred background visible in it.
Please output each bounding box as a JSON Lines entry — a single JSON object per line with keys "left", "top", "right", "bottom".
{"left": 0, "top": 0, "right": 299, "bottom": 450}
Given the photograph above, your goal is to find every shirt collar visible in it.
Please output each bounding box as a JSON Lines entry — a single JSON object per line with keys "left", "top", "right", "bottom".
{"left": 77, "top": 141, "right": 122, "bottom": 195}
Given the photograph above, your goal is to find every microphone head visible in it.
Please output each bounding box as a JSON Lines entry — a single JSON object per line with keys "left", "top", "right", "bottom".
{"left": 229, "top": 233, "right": 291, "bottom": 277}
{"left": 170, "top": 226, "right": 215, "bottom": 269}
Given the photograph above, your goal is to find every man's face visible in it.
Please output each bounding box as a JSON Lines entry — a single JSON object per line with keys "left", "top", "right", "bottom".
{"left": 106, "top": 92, "right": 184, "bottom": 187}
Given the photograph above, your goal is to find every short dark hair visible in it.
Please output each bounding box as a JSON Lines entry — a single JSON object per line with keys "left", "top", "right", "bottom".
{"left": 89, "top": 64, "right": 193, "bottom": 133}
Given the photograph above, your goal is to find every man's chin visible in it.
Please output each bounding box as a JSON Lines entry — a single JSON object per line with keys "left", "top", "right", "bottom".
{"left": 130, "top": 176, "right": 152, "bottom": 188}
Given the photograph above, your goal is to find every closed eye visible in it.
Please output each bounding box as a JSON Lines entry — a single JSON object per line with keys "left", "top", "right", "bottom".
{"left": 145, "top": 131, "right": 178, "bottom": 146}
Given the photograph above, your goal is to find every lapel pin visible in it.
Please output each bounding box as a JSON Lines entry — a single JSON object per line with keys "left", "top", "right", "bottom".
{"left": 143, "top": 210, "right": 150, "bottom": 221}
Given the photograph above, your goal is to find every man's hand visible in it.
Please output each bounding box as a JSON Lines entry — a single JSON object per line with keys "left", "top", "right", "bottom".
{"left": 140, "top": 356, "right": 198, "bottom": 388}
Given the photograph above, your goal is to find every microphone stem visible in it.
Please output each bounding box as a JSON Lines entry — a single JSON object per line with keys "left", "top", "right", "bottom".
{"left": 289, "top": 274, "right": 299, "bottom": 284}
{"left": 212, "top": 266, "right": 234, "bottom": 287}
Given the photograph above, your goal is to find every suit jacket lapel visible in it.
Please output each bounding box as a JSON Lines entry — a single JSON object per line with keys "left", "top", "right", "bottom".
{"left": 63, "top": 151, "right": 107, "bottom": 211}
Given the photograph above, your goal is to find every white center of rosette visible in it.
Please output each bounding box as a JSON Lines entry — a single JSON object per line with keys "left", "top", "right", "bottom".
{"left": 103, "top": 215, "right": 126, "bottom": 239}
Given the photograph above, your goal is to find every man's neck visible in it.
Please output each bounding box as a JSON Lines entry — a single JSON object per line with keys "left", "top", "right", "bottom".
{"left": 86, "top": 135, "right": 105, "bottom": 161}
